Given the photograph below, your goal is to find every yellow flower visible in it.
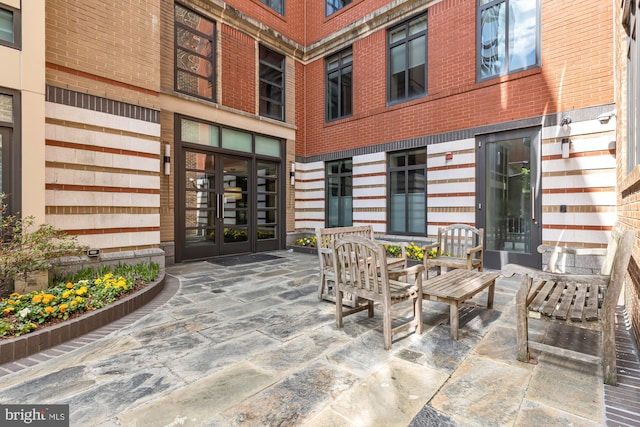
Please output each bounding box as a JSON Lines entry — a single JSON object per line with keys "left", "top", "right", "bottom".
{"left": 76, "top": 287, "right": 87, "bottom": 296}
{"left": 9, "top": 292, "right": 20, "bottom": 298}
{"left": 7, "top": 299, "right": 15, "bottom": 305}
{"left": 32, "top": 294, "right": 43, "bottom": 304}
{"left": 59, "top": 304, "right": 68, "bottom": 313}
{"left": 62, "top": 289, "right": 74, "bottom": 299}
{"left": 75, "top": 296, "right": 84, "bottom": 303}
{"left": 66, "top": 282, "right": 74, "bottom": 289}
{"left": 3, "top": 307, "right": 14, "bottom": 314}
{"left": 70, "top": 300, "right": 77, "bottom": 307}
{"left": 45, "top": 306, "right": 54, "bottom": 314}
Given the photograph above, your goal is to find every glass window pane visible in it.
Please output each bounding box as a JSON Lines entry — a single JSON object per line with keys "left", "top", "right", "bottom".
{"left": 390, "top": 45, "right": 407, "bottom": 74}
{"left": 255, "top": 136, "right": 280, "bottom": 157}
{"left": 257, "top": 225, "right": 276, "bottom": 239}
{"left": 480, "top": 3, "right": 506, "bottom": 79}
{"left": 176, "top": 29, "right": 213, "bottom": 58}
{"left": 181, "top": 119, "right": 219, "bottom": 146}
{"left": 222, "top": 128, "right": 252, "bottom": 152}
{"left": 408, "top": 15, "right": 427, "bottom": 36}
{"left": 390, "top": 26, "right": 406, "bottom": 44}
{"left": 0, "top": 9, "right": 13, "bottom": 43}
{"left": 508, "top": 0, "right": 538, "bottom": 72}
{"left": 0, "top": 94, "right": 13, "bottom": 123}
{"left": 175, "top": 4, "right": 214, "bottom": 34}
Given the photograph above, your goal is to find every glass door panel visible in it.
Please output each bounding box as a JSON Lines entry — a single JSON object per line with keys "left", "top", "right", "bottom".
{"left": 221, "top": 156, "right": 250, "bottom": 254}
{"left": 477, "top": 129, "right": 541, "bottom": 269}
{"left": 183, "top": 152, "right": 216, "bottom": 255}
{"left": 256, "top": 161, "right": 278, "bottom": 248}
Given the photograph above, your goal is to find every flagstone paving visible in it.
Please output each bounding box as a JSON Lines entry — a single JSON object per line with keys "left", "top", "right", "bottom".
{"left": 0, "top": 249, "right": 636, "bottom": 426}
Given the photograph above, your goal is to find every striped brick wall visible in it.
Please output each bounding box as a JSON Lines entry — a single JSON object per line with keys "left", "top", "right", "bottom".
{"left": 294, "top": 106, "right": 617, "bottom": 248}
{"left": 45, "top": 88, "right": 161, "bottom": 253}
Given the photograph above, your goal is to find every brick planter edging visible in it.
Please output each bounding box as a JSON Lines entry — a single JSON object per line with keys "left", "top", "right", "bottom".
{"left": 0, "top": 273, "right": 166, "bottom": 365}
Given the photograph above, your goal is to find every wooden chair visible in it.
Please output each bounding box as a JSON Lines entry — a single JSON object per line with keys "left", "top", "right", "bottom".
{"left": 332, "top": 235, "right": 423, "bottom": 350}
{"left": 502, "top": 224, "right": 635, "bottom": 385}
{"left": 316, "top": 226, "right": 407, "bottom": 307}
{"left": 423, "top": 224, "right": 484, "bottom": 277}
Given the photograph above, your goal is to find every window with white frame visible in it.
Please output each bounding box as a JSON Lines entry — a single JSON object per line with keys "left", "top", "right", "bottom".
{"left": 477, "top": 0, "right": 540, "bottom": 81}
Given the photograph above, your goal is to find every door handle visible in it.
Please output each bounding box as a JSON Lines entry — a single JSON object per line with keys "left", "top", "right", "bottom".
{"left": 531, "top": 186, "right": 535, "bottom": 221}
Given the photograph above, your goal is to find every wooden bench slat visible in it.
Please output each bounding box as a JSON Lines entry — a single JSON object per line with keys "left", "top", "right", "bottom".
{"left": 584, "top": 285, "right": 601, "bottom": 321}
{"left": 569, "top": 283, "right": 588, "bottom": 321}
{"left": 553, "top": 282, "right": 577, "bottom": 320}
{"left": 529, "top": 279, "right": 557, "bottom": 312}
{"left": 541, "top": 281, "right": 565, "bottom": 317}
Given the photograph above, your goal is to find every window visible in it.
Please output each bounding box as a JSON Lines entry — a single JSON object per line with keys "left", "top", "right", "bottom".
{"left": 627, "top": 0, "right": 639, "bottom": 172}
{"left": 0, "top": 90, "right": 19, "bottom": 214}
{"left": 174, "top": 3, "right": 215, "bottom": 100}
{"left": 0, "top": 4, "right": 20, "bottom": 49}
{"left": 327, "top": 0, "right": 352, "bottom": 16}
{"left": 388, "top": 14, "right": 428, "bottom": 103}
{"left": 477, "top": 0, "right": 540, "bottom": 81}
{"left": 259, "top": 46, "right": 285, "bottom": 121}
{"left": 326, "top": 159, "right": 353, "bottom": 227}
{"left": 260, "top": 0, "right": 284, "bottom": 15}
{"left": 326, "top": 48, "right": 353, "bottom": 121}
{"left": 388, "top": 149, "right": 426, "bottom": 235}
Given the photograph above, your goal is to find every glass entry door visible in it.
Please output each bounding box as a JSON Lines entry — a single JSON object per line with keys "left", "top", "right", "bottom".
{"left": 180, "top": 149, "right": 251, "bottom": 260}
{"left": 477, "top": 128, "right": 541, "bottom": 269}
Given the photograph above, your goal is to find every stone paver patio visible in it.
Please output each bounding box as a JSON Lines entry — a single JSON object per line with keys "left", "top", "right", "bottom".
{"left": 0, "top": 250, "right": 636, "bottom": 426}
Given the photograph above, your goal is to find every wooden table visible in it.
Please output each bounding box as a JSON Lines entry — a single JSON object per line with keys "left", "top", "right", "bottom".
{"left": 422, "top": 269, "right": 501, "bottom": 340}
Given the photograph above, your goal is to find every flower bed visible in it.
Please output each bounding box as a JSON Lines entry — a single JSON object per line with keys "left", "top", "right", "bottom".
{"left": 0, "top": 263, "right": 159, "bottom": 339}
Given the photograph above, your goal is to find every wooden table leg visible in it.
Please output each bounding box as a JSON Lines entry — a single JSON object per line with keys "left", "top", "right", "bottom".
{"left": 450, "top": 301, "right": 459, "bottom": 340}
{"left": 486, "top": 280, "right": 495, "bottom": 309}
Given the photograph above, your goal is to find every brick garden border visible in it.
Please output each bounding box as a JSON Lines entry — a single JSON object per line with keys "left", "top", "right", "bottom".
{"left": 0, "top": 273, "right": 166, "bottom": 365}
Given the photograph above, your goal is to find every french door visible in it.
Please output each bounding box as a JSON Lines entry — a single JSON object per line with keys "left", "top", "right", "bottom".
{"left": 476, "top": 128, "right": 542, "bottom": 269}
{"left": 177, "top": 147, "right": 282, "bottom": 262}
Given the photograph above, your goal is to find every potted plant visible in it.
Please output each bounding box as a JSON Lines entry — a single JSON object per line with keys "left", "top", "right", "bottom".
{"left": 0, "top": 194, "right": 86, "bottom": 294}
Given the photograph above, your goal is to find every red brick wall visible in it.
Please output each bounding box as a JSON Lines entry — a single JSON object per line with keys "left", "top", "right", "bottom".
{"left": 220, "top": 24, "right": 256, "bottom": 114}
{"left": 223, "top": 0, "right": 304, "bottom": 44}
{"left": 298, "top": 0, "right": 614, "bottom": 158}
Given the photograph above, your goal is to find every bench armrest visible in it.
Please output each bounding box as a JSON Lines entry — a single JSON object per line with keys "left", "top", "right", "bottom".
{"left": 388, "top": 264, "right": 425, "bottom": 283}
{"left": 501, "top": 263, "right": 610, "bottom": 286}
{"left": 422, "top": 242, "right": 440, "bottom": 252}
{"left": 466, "top": 244, "right": 483, "bottom": 256}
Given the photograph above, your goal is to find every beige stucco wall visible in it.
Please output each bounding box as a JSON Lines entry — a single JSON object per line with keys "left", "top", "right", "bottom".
{"left": 0, "top": 0, "right": 46, "bottom": 222}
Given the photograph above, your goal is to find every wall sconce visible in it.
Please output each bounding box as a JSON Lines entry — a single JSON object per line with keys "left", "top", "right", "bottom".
{"left": 596, "top": 111, "right": 616, "bottom": 124}
{"left": 163, "top": 144, "right": 171, "bottom": 176}
{"left": 560, "top": 116, "right": 572, "bottom": 128}
{"left": 561, "top": 138, "right": 571, "bottom": 159}
{"left": 290, "top": 163, "right": 295, "bottom": 185}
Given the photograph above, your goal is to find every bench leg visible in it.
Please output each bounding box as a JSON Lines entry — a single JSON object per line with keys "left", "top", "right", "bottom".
{"left": 318, "top": 271, "right": 325, "bottom": 300}
{"left": 516, "top": 275, "right": 532, "bottom": 363}
{"left": 450, "top": 302, "right": 460, "bottom": 340}
{"left": 383, "top": 303, "right": 392, "bottom": 350}
{"left": 336, "top": 289, "right": 344, "bottom": 329}
{"left": 486, "top": 281, "right": 495, "bottom": 309}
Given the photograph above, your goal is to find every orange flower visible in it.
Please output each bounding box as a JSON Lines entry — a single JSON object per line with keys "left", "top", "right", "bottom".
{"left": 59, "top": 304, "right": 68, "bottom": 313}
{"left": 66, "top": 282, "right": 74, "bottom": 289}
{"left": 44, "top": 306, "right": 55, "bottom": 314}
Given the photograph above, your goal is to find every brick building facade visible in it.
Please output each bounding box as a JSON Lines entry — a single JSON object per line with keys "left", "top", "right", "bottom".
{"left": 1, "top": 0, "right": 638, "bottom": 337}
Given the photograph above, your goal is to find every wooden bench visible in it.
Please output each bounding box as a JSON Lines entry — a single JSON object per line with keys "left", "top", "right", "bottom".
{"left": 502, "top": 224, "right": 635, "bottom": 385}
{"left": 316, "top": 226, "right": 407, "bottom": 307}
{"left": 423, "top": 224, "right": 484, "bottom": 278}
{"left": 332, "top": 235, "right": 424, "bottom": 350}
